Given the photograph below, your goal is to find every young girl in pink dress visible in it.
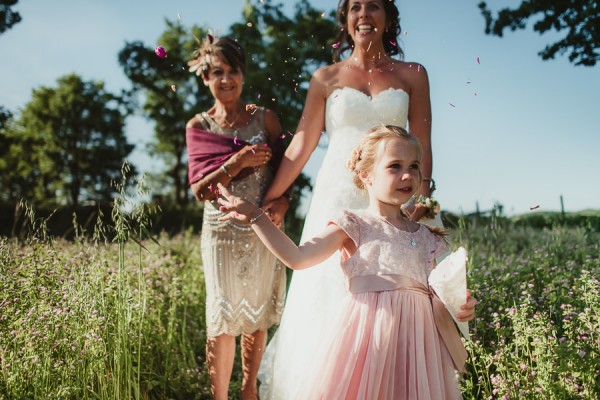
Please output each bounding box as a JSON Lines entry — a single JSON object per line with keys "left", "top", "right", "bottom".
{"left": 217, "top": 125, "right": 476, "bottom": 399}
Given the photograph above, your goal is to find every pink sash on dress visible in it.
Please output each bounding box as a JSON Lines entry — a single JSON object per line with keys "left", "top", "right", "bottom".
{"left": 348, "top": 274, "right": 468, "bottom": 372}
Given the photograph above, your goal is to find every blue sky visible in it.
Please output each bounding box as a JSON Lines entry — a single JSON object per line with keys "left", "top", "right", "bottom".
{"left": 1, "top": 0, "right": 598, "bottom": 215}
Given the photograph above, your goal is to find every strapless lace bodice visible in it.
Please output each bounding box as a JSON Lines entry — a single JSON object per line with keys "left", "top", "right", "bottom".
{"left": 325, "top": 86, "right": 409, "bottom": 135}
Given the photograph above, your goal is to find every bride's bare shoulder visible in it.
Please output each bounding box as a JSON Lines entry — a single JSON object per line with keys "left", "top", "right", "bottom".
{"left": 311, "top": 61, "right": 350, "bottom": 96}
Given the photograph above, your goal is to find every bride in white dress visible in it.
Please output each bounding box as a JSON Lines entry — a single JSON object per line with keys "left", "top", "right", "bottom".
{"left": 258, "top": 1, "right": 445, "bottom": 398}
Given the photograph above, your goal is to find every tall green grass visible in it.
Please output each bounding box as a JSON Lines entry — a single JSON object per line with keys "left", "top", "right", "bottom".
{"left": 1, "top": 193, "right": 598, "bottom": 398}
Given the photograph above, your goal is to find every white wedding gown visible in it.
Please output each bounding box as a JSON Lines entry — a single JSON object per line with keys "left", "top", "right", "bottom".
{"left": 258, "top": 86, "right": 411, "bottom": 399}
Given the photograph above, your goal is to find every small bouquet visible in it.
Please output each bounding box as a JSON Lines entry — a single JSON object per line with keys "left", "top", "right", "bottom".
{"left": 417, "top": 195, "right": 440, "bottom": 219}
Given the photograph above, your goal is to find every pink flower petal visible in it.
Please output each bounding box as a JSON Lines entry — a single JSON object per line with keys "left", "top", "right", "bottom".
{"left": 331, "top": 41, "right": 340, "bottom": 49}
{"left": 154, "top": 46, "right": 167, "bottom": 59}
{"left": 476, "top": 56, "right": 480, "bottom": 64}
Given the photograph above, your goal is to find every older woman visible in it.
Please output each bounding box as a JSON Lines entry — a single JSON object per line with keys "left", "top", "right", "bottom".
{"left": 185, "top": 36, "right": 286, "bottom": 400}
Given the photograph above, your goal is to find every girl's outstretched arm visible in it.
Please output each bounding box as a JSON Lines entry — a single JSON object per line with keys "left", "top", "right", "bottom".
{"left": 217, "top": 183, "right": 348, "bottom": 270}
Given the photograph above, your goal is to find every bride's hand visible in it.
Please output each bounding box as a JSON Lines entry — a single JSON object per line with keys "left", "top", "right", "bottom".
{"left": 262, "top": 196, "right": 289, "bottom": 227}
{"left": 216, "top": 183, "right": 262, "bottom": 223}
{"left": 407, "top": 203, "right": 428, "bottom": 222}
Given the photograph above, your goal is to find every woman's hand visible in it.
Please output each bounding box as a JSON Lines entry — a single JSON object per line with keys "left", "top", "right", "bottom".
{"left": 407, "top": 203, "right": 428, "bottom": 222}
{"left": 262, "top": 196, "right": 290, "bottom": 227}
{"left": 226, "top": 144, "right": 272, "bottom": 174}
{"left": 216, "top": 183, "right": 262, "bottom": 223}
{"left": 456, "top": 289, "right": 477, "bottom": 322}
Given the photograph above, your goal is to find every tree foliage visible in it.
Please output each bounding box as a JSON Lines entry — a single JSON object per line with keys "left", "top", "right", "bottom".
{"left": 119, "top": 20, "right": 212, "bottom": 206}
{"left": 479, "top": 0, "right": 600, "bottom": 66}
{"left": 0, "top": 0, "right": 21, "bottom": 34}
{"left": 118, "top": 0, "right": 337, "bottom": 207}
{"left": 0, "top": 74, "right": 134, "bottom": 208}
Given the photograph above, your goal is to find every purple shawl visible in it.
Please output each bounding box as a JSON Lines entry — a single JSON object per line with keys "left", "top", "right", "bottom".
{"left": 185, "top": 127, "right": 284, "bottom": 185}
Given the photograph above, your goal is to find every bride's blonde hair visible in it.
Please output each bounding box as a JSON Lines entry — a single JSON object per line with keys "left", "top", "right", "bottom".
{"left": 347, "top": 125, "right": 422, "bottom": 191}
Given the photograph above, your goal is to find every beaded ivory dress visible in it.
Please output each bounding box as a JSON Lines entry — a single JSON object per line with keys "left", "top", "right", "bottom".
{"left": 198, "top": 108, "right": 286, "bottom": 337}
{"left": 259, "top": 87, "right": 450, "bottom": 398}
{"left": 295, "top": 210, "right": 461, "bottom": 399}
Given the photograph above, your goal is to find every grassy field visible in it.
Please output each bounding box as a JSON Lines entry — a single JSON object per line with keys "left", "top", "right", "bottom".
{"left": 0, "top": 205, "right": 598, "bottom": 399}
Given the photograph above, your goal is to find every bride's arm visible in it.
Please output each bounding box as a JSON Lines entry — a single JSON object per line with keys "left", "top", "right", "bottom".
{"left": 405, "top": 63, "right": 434, "bottom": 221}
{"left": 262, "top": 70, "right": 328, "bottom": 221}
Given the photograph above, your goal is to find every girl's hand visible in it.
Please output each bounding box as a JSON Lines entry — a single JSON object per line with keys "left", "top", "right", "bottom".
{"left": 216, "top": 183, "right": 262, "bottom": 223}
{"left": 456, "top": 289, "right": 477, "bottom": 322}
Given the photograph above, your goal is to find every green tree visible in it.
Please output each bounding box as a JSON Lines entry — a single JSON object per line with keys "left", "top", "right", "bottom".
{"left": 0, "top": 0, "right": 21, "bottom": 34}
{"left": 119, "top": 20, "right": 211, "bottom": 206}
{"left": 0, "top": 74, "right": 134, "bottom": 209}
{"left": 479, "top": 1, "right": 600, "bottom": 66}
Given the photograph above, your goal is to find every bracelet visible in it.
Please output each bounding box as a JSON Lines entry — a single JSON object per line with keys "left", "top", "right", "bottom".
{"left": 422, "top": 177, "right": 436, "bottom": 193}
{"left": 249, "top": 209, "right": 265, "bottom": 224}
{"left": 221, "top": 165, "right": 233, "bottom": 178}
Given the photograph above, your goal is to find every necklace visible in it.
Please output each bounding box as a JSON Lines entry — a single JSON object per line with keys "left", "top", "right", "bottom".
{"left": 352, "top": 54, "right": 391, "bottom": 73}
{"left": 222, "top": 108, "right": 244, "bottom": 129}
{"left": 372, "top": 212, "right": 418, "bottom": 247}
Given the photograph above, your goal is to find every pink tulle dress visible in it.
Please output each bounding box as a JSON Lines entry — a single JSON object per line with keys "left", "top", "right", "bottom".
{"left": 291, "top": 210, "right": 465, "bottom": 400}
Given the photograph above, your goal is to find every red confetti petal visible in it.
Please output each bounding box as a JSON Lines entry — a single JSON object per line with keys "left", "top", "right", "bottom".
{"left": 476, "top": 56, "right": 480, "bottom": 64}
{"left": 332, "top": 41, "right": 340, "bottom": 49}
{"left": 529, "top": 205, "right": 540, "bottom": 210}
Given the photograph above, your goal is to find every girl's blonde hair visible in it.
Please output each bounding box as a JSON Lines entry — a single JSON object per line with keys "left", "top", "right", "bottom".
{"left": 347, "top": 125, "right": 422, "bottom": 191}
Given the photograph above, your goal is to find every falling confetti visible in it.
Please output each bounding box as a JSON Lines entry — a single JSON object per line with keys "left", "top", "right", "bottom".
{"left": 466, "top": 80, "right": 471, "bottom": 84}
{"left": 234, "top": 137, "right": 240, "bottom": 146}
{"left": 389, "top": 41, "right": 397, "bottom": 46}
{"left": 417, "top": 65, "right": 421, "bottom": 72}
{"left": 247, "top": 22, "right": 253, "bottom": 27}
{"left": 209, "top": 183, "right": 215, "bottom": 192}
{"left": 529, "top": 205, "right": 540, "bottom": 210}
{"left": 246, "top": 104, "right": 257, "bottom": 111}
{"left": 170, "top": 84, "right": 177, "bottom": 92}
{"left": 476, "top": 56, "right": 480, "bottom": 64}
{"left": 403, "top": 31, "right": 408, "bottom": 36}
{"left": 177, "top": 13, "right": 182, "bottom": 20}
{"left": 332, "top": 41, "right": 340, "bottom": 49}
{"left": 154, "top": 46, "right": 167, "bottom": 59}
{"left": 449, "top": 102, "right": 456, "bottom": 107}
{"left": 280, "top": 133, "right": 286, "bottom": 139}
{"left": 294, "top": 85, "right": 299, "bottom": 93}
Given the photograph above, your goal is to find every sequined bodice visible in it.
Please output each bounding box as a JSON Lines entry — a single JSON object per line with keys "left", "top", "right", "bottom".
{"left": 199, "top": 108, "right": 272, "bottom": 230}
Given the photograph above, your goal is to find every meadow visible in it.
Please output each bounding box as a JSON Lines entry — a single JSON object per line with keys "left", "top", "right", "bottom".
{"left": 0, "top": 202, "right": 598, "bottom": 399}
